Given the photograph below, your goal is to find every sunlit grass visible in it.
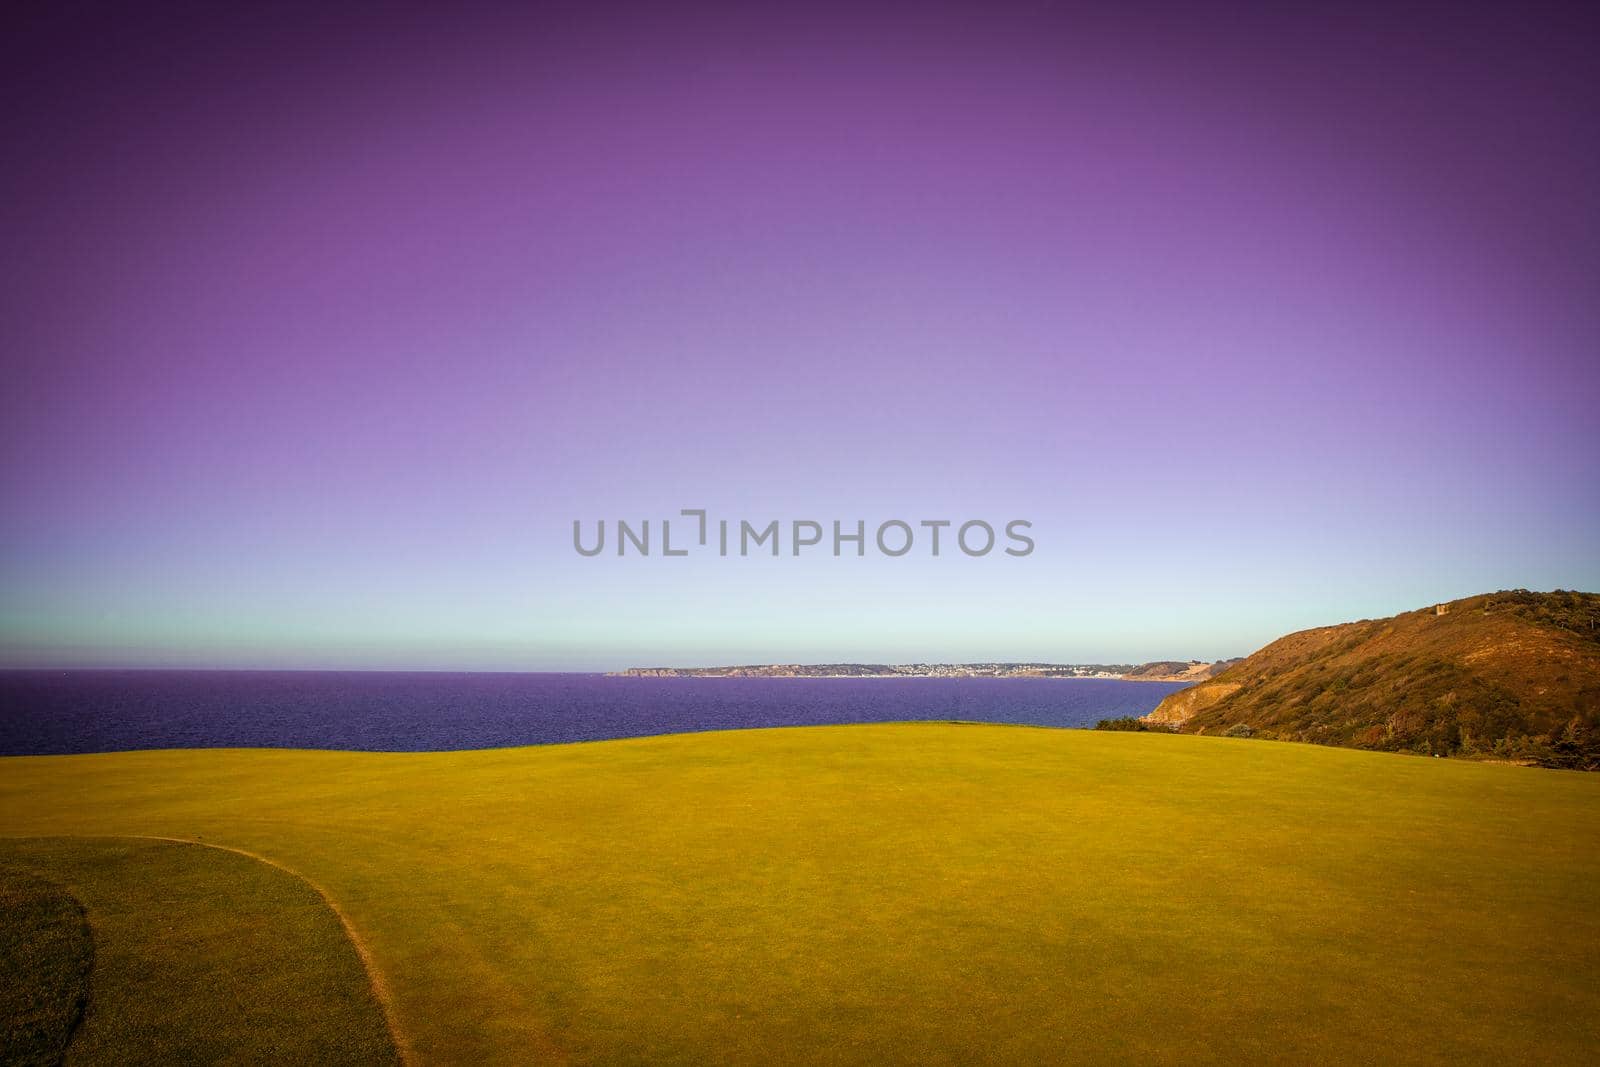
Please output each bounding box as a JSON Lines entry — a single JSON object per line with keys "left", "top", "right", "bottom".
{"left": 2, "top": 724, "right": 1597, "bottom": 1064}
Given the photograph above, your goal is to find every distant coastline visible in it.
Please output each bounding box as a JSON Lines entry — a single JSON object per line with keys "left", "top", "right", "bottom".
{"left": 611, "top": 660, "right": 1242, "bottom": 683}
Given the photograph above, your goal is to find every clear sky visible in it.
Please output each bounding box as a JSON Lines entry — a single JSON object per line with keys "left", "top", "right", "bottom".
{"left": 2, "top": 3, "right": 1596, "bottom": 670}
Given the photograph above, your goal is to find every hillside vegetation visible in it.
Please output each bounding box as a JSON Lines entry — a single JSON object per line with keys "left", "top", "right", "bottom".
{"left": 1146, "top": 590, "right": 1600, "bottom": 767}
{"left": 2, "top": 725, "right": 1598, "bottom": 1064}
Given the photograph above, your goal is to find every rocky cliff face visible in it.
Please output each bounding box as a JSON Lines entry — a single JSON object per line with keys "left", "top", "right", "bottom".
{"left": 1143, "top": 682, "right": 1241, "bottom": 723}
{"left": 1143, "top": 590, "right": 1600, "bottom": 768}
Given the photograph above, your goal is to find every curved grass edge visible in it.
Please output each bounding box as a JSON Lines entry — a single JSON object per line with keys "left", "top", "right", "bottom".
{"left": 122, "top": 835, "right": 411, "bottom": 1065}
{"left": 0, "top": 835, "right": 410, "bottom": 1065}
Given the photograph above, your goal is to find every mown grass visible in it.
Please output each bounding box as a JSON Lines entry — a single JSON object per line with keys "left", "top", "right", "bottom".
{"left": 1, "top": 723, "right": 1597, "bottom": 1064}
{"left": 0, "top": 867, "right": 90, "bottom": 1066}
{"left": 0, "top": 838, "right": 398, "bottom": 1065}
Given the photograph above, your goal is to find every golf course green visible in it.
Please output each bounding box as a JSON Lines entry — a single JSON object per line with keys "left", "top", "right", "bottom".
{"left": 2, "top": 723, "right": 1597, "bottom": 1064}
{"left": 0, "top": 838, "right": 397, "bottom": 1065}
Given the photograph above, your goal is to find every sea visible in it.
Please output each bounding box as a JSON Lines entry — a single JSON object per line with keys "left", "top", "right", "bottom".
{"left": 0, "top": 671, "right": 1191, "bottom": 756}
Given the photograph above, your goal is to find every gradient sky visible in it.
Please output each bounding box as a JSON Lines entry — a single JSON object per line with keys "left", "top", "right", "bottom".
{"left": 2, "top": 2, "right": 1597, "bottom": 670}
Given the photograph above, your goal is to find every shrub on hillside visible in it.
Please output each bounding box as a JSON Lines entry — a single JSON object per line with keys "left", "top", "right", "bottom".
{"left": 1224, "top": 723, "right": 1255, "bottom": 738}
{"left": 1547, "top": 718, "right": 1600, "bottom": 771}
{"left": 1094, "top": 717, "right": 1151, "bottom": 732}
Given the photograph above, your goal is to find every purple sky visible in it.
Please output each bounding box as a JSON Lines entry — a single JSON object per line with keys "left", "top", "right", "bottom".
{"left": 2, "top": 3, "right": 1596, "bottom": 669}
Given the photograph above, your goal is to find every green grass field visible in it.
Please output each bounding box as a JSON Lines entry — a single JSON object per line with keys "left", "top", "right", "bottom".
{"left": 2, "top": 724, "right": 1597, "bottom": 1064}
{"left": 0, "top": 838, "right": 397, "bottom": 1065}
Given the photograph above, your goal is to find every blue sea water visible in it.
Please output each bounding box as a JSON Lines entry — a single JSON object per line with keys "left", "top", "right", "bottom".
{"left": 0, "top": 671, "right": 1191, "bottom": 756}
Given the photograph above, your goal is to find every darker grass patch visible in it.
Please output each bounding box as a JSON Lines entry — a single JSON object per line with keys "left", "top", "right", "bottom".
{"left": 0, "top": 867, "right": 92, "bottom": 1066}
{"left": 0, "top": 839, "right": 400, "bottom": 1066}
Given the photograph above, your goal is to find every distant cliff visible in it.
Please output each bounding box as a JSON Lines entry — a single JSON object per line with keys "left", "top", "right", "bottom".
{"left": 1121, "top": 659, "right": 1243, "bottom": 683}
{"left": 612, "top": 660, "right": 1239, "bottom": 681}
{"left": 1144, "top": 590, "right": 1600, "bottom": 769}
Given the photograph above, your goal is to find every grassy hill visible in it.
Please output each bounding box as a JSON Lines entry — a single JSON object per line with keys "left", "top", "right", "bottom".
{"left": 1145, "top": 590, "right": 1600, "bottom": 767}
{"left": 2, "top": 724, "right": 1598, "bottom": 1064}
